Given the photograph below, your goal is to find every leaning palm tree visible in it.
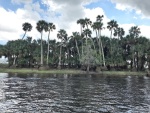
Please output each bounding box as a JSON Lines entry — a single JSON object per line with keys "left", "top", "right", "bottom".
{"left": 22, "top": 22, "right": 32, "bottom": 39}
{"left": 45, "top": 22, "right": 56, "bottom": 66}
{"left": 57, "top": 29, "right": 68, "bottom": 69}
{"left": 36, "top": 20, "right": 47, "bottom": 66}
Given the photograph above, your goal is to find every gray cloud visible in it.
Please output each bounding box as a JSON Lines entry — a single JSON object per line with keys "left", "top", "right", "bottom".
{"left": 111, "top": 0, "right": 150, "bottom": 17}
{"left": 0, "top": 25, "right": 17, "bottom": 32}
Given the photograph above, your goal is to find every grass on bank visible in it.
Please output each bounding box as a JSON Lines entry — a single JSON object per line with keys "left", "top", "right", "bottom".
{"left": 0, "top": 68, "right": 84, "bottom": 74}
{"left": 0, "top": 67, "right": 147, "bottom": 76}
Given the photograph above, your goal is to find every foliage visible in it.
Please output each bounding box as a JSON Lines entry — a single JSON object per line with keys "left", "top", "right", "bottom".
{"left": 0, "top": 16, "right": 150, "bottom": 72}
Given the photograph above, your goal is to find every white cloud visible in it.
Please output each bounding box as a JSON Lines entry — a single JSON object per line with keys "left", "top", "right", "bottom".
{"left": 115, "top": 3, "right": 131, "bottom": 11}
{"left": 140, "top": 25, "right": 150, "bottom": 38}
{"left": 0, "top": 2, "right": 44, "bottom": 43}
{"left": 0, "top": 0, "right": 150, "bottom": 45}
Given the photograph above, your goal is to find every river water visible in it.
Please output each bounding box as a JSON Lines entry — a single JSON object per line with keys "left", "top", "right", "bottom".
{"left": 0, "top": 73, "right": 150, "bottom": 113}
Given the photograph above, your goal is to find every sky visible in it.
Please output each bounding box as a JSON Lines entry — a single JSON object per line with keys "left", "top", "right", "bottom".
{"left": 0, "top": 0, "right": 150, "bottom": 45}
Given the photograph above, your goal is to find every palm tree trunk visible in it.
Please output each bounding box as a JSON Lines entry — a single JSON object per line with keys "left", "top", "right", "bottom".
{"left": 41, "top": 31, "right": 43, "bottom": 66}
{"left": 75, "top": 39, "right": 80, "bottom": 59}
{"left": 99, "top": 30, "right": 106, "bottom": 66}
{"left": 58, "top": 41, "right": 62, "bottom": 69}
{"left": 47, "top": 31, "right": 50, "bottom": 65}
{"left": 109, "top": 30, "right": 113, "bottom": 64}
{"left": 13, "top": 55, "right": 17, "bottom": 65}
{"left": 87, "top": 58, "right": 90, "bottom": 73}
{"left": 89, "top": 38, "right": 96, "bottom": 50}
{"left": 86, "top": 35, "right": 88, "bottom": 46}
{"left": 97, "top": 30, "right": 102, "bottom": 62}
{"left": 80, "top": 25, "right": 82, "bottom": 35}
{"left": 80, "top": 25, "right": 83, "bottom": 57}
{"left": 81, "top": 41, "right": 83, "bottom": 57}
{"left": 22, "top": 31, "right": 27, "bottom": 39}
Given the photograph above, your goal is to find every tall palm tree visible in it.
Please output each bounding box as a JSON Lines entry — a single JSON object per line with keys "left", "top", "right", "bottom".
{"left": 114, "top": 27, "right": 125, "bottom": 40}
{"left": 84, "top": 18, "right": 92, "bottom": 29}
{"left": 70, "top": 32, "right": 81, "bottom": 59}
{"left": 92, "top": 15, "right": 106, "bottom": 66}
{"left": 129, "top": 26, "right": 141, "bottom": 70}
{"left": 82, "top": 28, "right": 92, "bottom": 46}
{"left": 96, "top": 15, "right": 104, "bottom": 22}
{"left": 36, "top": 20, "right": 47, "bottom": 66}
{"left": 57, "top": 29, "right": 68, "bottom": 69}
{"left": 77, "top": 18, "right": 85, "bottom": 35}
{"left": 129, "top": 26, "right": 141, "bottom": 39}
{"left": 77, "top": 18, "right": 86, "bottom": 56}
{"left": 107, "top": 20, "right": 118, "bottom": 39}
{"left": 45, "top": 22, "right": 56, "bottom": 65}
{"left": 22, "top": 22, "right": 32, "bottom": 39}
{"left": 107, "top": 20, "right": 118, "bottom": 57}
{"left": 114, "top": 27, "right": 125, "bottom": 65}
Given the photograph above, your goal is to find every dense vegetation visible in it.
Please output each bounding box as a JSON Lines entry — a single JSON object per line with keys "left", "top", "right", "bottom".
{"left": 0, "top": 15, "right": 150, "bottom": 72}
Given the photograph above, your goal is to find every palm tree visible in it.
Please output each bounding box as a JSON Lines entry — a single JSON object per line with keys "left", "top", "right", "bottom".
{"left": 92, "top": 15, "right": 105, "bottom": 66}
{"left": 45, "top": 22, "right": 56, "bottom": 66}
{"left": 77, "top": 18, "right": 86, "bottom": 57}
{"left": 96, "top": 15, "right": 104, "bottom": 22}
{"left": 36, "top": 20, "right": 47, "bottom": 66}
{"left": 129, "top": 26, "right": 141, "bottom": 39}
{"left": 107, "top": 20, "right": 118, "bottom": 39}
{"left": 57, "top": 29, "right": 68, "bottom": 69}
{"left": 129, "top": 26, "right": 141, "bottom": 70}
{"left": 114, "top": 27, "right": 125, "bottom": 40}
{"left": 84, "top": 18, "right": 92, "bottom": 29}
{"left": 82, "top": 28, "right": 92, "bottom": 46}
{"left": 113, "top": 27, "right": 125, "bottom": 65}
{"left": 77, "top": 18, "right": 85, "bottom": 35}
{"left": 70, "top": 32, "right": 81, "bottom": 59}
{"left": 107, "top": 20, "right": 118, "bottom": 58}
{"left": 22, "top": 22, "right": 32, "bottom": 39}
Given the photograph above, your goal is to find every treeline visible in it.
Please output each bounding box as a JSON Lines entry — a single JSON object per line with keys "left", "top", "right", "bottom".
{"left": 0, "top": 15, "right": 150, "bottom": 72}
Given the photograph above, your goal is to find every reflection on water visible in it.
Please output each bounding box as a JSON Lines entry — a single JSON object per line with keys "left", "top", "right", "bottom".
{"left": 0, "top": 73, "right": 150, "bottom": 112}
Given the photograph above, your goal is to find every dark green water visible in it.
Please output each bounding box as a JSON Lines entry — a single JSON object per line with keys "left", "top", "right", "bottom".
{"left": 0, "top": 73, "right": 150, "bottom": 113}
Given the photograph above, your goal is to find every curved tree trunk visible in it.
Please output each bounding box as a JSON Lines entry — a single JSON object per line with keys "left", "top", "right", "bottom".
{"left": 22, "top": 31, "right": 27, "bottom": 40}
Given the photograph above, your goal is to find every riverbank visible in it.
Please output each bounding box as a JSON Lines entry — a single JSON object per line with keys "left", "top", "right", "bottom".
{"left": 0, "top": 68, "right": 147, "bottom": 76}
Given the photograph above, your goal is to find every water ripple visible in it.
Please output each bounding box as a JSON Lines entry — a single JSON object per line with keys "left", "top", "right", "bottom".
{"left": 0, "top": 74, "right": 149, "bottom": 112}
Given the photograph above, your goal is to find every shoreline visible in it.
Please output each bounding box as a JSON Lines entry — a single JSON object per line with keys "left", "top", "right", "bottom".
{"left": 0, "top": 68, "right": 147, "bottom": 76}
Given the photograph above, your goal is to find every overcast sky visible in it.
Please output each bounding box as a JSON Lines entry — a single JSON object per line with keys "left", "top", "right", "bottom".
{"left": 0, "top": 0, "right": 150, "bottom": 45}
